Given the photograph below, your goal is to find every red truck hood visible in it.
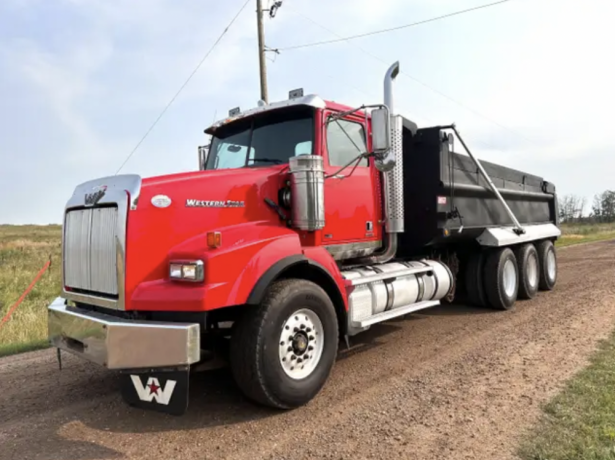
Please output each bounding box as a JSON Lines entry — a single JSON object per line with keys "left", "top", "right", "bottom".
{"left": 139, "top": 166, "right": 285, "bottom": 223}
{"left": 124, "top": 166, "right": 288, "bottom": 305}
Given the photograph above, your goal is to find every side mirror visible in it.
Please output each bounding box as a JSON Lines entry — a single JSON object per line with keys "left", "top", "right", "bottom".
{"left": 371, "top": 108, "right": 391, "bottom": 154}
{"left": 198, "top": 145, "right": 209, "bottom": 170}
{"left": 371, "top": 108, "right": 395, "bottom": 172}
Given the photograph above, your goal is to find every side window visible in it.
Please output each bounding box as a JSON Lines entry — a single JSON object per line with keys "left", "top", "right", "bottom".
{"left": 326, "top": 119, "right": 368, "bottom": 167}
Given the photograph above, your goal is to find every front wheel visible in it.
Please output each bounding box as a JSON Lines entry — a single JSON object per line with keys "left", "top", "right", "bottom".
{"left": 229, "top": 279, "right": 339, "bottom": 409}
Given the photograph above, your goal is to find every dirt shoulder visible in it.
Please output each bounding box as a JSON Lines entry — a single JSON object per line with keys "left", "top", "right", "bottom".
{"left": 1, "top": 240, "right": 615, "bottom": 460}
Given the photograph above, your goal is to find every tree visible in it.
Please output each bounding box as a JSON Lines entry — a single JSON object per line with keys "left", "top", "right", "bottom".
{"left": 558, "top": 194, "right": 585, "bottom": 223}
{"left": 601, "top": 190, "right": 615, "bottom": 222}
{"left": 591, "top": 194, "right": 602, "bottom": 222}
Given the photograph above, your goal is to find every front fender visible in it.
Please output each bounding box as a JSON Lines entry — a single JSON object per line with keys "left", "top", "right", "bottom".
{"left": 131, "top": 222, "right": 304, "bottom": 312}
{"left": 131, "top": 222, "right": 350, "bottom": 313}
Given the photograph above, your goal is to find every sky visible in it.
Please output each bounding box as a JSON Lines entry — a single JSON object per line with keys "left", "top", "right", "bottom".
{"left": 0, "top": 0, "right": 613, "bottom": 224}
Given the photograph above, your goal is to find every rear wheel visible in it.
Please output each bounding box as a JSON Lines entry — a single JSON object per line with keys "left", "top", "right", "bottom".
{"left": 465, "top": 251, "right": 487, "bottom": 307}
{"left": 515, "top": 243, "right": 540, "bottom": 300}
{"left": 484, "top": 247, "right": 519, "bottom": 310}
{"left": 229, "top": 279, "right": 339, "bottom": 409}
{"left": 536, "top": 240, "right": 557, "bottom": 291}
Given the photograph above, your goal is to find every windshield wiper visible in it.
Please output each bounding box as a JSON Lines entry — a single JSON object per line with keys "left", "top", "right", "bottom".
{"left": 248, "top": 158, "right": 283, "bottom": 165}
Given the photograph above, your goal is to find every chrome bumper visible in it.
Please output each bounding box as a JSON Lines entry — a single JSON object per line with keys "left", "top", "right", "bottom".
{"left": 48, "top": 297, "right": 201, "bottom": 370}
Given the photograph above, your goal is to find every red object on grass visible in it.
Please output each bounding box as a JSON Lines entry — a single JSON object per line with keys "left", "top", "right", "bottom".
{"left": 0, "top": 259, "right": 52, "bottom": 330}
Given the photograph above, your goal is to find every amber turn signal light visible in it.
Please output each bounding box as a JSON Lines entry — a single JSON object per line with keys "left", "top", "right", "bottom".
{"left": 207, "top": 232, "right": 222, "bottom": 248}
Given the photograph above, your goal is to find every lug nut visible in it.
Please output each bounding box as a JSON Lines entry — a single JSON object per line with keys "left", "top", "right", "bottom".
{"left": 291, "top": 355, "right": 296, "bottom": 360}
{"left": 308, "top": 346, "right": 313, "bottom": 351}
{"left": 294, "top": 327, "right": 299, "bottom": 332}
{"left": 306, "top": 328, "right": 312, "bottom": 333}
{"left": 300, "top": 324, "right": 306, "bottom": 330}
{"left": 297, "top": 358, "right": 303, "bottom": 363}
{"left": 287, "top": 346, "right": 292, "bottom": 352}
{"left": 309, "top": 335, "right": 315, "bottom": 341}
{"left": 291, "top": 367, "right": 294, "bottom": 370}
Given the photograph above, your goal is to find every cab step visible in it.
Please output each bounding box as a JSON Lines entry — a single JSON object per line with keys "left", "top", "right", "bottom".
{"left": 354, "top": 300, "right": 440, "bottom": 328}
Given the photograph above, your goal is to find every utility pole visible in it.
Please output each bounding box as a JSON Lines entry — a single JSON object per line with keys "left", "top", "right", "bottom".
{"left": 256, "top": 0, "right": 268, "bottom": 103}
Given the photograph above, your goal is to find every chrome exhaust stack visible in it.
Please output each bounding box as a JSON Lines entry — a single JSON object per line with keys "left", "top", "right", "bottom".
{"left": 384, "top": 61, "right": 399, "bottom": 114}
{"left": 359, "top": 61, "right": 404, "bottom": 265}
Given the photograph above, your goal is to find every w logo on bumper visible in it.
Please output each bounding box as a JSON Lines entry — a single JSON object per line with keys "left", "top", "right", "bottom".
{"left": 121, "top": 369, "right": 189, "bottom": 415}
{"left": 130, "top": 376, "right": 176, "bottom": 405}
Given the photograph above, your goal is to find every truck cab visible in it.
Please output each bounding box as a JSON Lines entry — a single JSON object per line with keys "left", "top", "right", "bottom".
{"left": 203, "top": 95, "right": 385, "bottom": 255}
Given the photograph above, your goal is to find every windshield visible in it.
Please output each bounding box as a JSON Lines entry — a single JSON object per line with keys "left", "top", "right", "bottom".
{"left": 205, "top": 107, "right": 314, "bottom": 170}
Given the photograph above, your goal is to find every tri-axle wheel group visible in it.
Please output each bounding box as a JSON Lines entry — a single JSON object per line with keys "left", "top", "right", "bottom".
{"left": 465, "top": 239, "right": 557, "bottom": 310}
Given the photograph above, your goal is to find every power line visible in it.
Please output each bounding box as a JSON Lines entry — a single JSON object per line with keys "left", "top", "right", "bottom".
{"left": 115, "top": 0, "right": 251, "bottom": 175}
{"left": 280, "top": 0, "right": 513, "bottom": 51}
{"left": 284, "top": 4, "right": 539, "bottom": 149}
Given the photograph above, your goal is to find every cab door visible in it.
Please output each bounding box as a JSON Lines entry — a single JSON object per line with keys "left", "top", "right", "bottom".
{"left": 321, "top": 111, "right": 382, "bottom": 251}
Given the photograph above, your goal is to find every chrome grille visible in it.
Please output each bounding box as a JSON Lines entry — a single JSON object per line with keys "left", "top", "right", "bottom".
{"left": 64, "top": 207, "right": 119, "bottom": 296}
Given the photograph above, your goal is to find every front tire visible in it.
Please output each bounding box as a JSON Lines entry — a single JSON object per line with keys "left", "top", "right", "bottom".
{"left": 229, "top": 279, "right": 339, "bottom": 409}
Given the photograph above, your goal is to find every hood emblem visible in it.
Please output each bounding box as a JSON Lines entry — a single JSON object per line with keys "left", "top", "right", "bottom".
{"left": 186, "top": 199, "right": 245, "bottom": 208}
{"left": 151, "top": 195, "right": 172, "bottom": 208}
{"left": 84, "top": 185, "right": 107, "bottom": 206}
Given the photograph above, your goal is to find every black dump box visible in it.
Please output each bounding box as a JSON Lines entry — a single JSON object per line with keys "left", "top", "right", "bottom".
{"left": 397, "top": 125, "right": 559, "bottom": 257}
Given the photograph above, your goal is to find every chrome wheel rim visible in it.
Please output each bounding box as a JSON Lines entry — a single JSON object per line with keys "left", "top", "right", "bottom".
{"left": 279, "top": 308, "right": 324, "bottom": 380}
{"left": 547, "top": 249, "right": 556, "bottom": 281}
{"left": 527, "top": 253, "right": 539, "bottom": 289}
{"left": 503, "top": 259, "right": 517, "bottom": 298}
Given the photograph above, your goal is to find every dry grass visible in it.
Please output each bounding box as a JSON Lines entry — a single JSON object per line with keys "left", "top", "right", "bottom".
{"left": 0, "top": 225, "right": 62, "bottom": 356}
{"left": 558, "top": 223, "right": 615, "bottom": 248}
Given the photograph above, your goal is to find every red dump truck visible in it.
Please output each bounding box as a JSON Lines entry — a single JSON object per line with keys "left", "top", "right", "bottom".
{"left": 48, "top": 61, "right": 560, "bottom": 415}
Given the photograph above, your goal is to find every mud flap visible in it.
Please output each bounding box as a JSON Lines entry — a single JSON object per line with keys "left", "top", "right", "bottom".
{"left": 120, "top": 366, "right": 190, "bottom": 416}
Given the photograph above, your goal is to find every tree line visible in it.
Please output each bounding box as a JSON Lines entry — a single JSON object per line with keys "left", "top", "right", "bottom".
{"left": 559, "top": 190, "right": 615, "bottom": 223}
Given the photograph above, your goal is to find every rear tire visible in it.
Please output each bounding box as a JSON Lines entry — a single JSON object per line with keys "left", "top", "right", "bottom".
{"left": 515, "top": 243, "right": 540, "bottom": 300}
{"left": 484, "top": 247, "right": 519, "bottom": 310}
{"left": 536, "top": 240, "right": 557, "bottom": 291}
{"left": 229, "top": 279, "right": 339, "bottom": 409}
{"left": 465, "top": 251, "right": 487, "bottom": 307}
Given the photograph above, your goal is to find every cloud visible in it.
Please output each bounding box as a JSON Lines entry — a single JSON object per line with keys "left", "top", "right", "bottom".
{"left": 0, "top": 0, "right": 613, "bottom": 223}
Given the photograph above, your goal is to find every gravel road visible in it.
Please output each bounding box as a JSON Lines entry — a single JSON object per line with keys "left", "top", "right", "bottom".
{"left": 2, "top": 240, "right": 615, "bottom": 460}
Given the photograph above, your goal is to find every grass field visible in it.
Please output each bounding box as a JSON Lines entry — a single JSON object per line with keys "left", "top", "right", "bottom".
{"left": 518, "top": 329, "right": 615, "bottom": 460}
{"left": 0, "top": 225, "right": 62, "bottom": 356}
{"left": 0, "top": 222, "right": 614, "bottom": 358}
{"left": 557, "top": 223, "right": 615, "bottom": 248}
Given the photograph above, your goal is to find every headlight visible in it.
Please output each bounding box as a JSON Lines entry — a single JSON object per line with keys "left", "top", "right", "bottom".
{"left": 169, "top": 260, "right": 204, "bottom": 282}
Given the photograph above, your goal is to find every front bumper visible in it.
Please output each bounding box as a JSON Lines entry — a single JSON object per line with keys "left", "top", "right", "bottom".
{"left": 48, "top": 297, "right": 201, "bottom": 370}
